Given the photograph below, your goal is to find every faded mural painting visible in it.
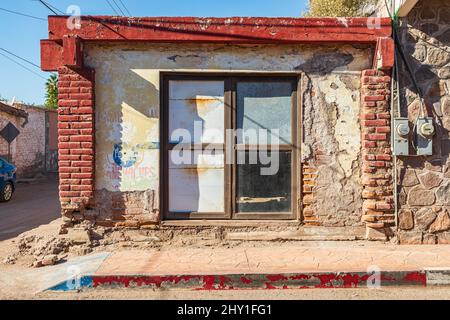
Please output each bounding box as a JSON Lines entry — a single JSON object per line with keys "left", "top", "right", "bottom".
{"left": 93, "top": 69, "right": 160, "bottom": 192}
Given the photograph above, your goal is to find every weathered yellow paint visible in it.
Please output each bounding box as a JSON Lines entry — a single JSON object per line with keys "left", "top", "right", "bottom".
{"left": 318, "top": 75, "right": 360, "bottom": 178}
{"left": 93, "top": 67, "right": 160, "bottom": 192}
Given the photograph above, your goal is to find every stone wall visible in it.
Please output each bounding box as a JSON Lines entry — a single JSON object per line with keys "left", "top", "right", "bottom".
{"left": 396, "top": 0, "right": 450, "bottom": 244}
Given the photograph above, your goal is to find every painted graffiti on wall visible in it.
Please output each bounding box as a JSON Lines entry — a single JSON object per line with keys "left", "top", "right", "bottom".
{"left": 104, "top": 142, "right": 159, "bottom": 191}
{"left": 96, "top": 99, "right": 159, "bottom": 192}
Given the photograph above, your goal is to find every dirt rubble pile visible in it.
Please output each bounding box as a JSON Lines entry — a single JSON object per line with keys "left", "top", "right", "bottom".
{"left": 1, "top": 218, "right": 359, "bottom": 268}
{"left": 0, "top": 220, "right": 220, "bottom": 268}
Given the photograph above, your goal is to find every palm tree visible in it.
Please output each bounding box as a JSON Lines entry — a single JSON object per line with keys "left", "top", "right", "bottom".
{"left": 45, "top": 74, "right": 58, "bottom": 109}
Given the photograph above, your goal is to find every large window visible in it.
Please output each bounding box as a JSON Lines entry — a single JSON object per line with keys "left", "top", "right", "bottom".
{"left": 162, "top": 75, "right": 300, "bottom": 220}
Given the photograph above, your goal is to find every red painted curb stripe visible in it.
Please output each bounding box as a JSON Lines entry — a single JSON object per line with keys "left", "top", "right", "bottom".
{"left": 90, "top": 271, "right": 427, "bottom": 290}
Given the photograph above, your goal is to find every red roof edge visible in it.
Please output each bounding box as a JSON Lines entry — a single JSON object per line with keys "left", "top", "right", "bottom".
{"left": 41, "top": 16, "right": 393, "bottom": 71}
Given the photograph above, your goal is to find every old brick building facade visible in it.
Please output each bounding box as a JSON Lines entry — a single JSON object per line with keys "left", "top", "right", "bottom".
{"left": 40, "top": 0, "right": 449, "bottom": 244}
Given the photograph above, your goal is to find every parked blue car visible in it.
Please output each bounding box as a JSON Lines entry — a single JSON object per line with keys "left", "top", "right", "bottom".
{"left": 0, "top": 157, "right": 16, "bottom": 202}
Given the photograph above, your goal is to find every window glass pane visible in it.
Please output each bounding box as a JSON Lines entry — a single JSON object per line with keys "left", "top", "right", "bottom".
{"left": 237, "top": 151, "right": 291, "bottom": 213}
{"left": 169, "top": 80, "right": 224, "bottom": 144}
{"left": 169, "top": 150, "right": 224, "bottom": 213}
{"left": 236, "top": 81, "right": 292, "bottom": 145}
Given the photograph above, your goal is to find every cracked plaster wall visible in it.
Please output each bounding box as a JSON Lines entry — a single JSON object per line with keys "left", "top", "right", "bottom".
{"left": 84, "top": 42, "right": 371, "bottom": 224}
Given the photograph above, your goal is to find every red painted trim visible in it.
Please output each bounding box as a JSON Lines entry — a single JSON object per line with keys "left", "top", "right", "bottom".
{"left": 62, "top": 36, "right": 83, "bottom": 68}
{"left": 40, "top": 40, "right": 62, "bottom": 71}
{"left": 47, "top": 16, "right": 392, "bottom": 43}
{"left": 41, "top": 16, "right": 392, "bottom": 71}
{"left": 373, "top": 37, "right": 395, "bottom": 70}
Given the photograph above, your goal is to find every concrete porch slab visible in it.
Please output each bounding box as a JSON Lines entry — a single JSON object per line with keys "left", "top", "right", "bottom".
{"left": 44, "top": 243, "right": 450, "bottom": 291}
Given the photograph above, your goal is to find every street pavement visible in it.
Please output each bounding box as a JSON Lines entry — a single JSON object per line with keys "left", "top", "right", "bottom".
{"left": 0, "top": 177, "right": 60, "bottom": 241}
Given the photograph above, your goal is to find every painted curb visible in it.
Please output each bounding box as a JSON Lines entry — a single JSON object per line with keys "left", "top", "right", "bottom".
{"left": 47, "top": 270, "right": 432, "bottom": 291}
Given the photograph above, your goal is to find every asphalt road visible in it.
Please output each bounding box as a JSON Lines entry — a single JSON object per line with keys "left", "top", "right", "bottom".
{"left": 0, "top": 177, "right": 60, "bottom": 241}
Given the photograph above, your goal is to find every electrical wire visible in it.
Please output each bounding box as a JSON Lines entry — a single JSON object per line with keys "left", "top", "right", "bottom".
{"left": 394, "top": 31, "right": 426, "bottom": 117}
{"left": 0, "top": 48, "right": 41, "bottom": 69}
{"left": 37, "top": 0, "right": 58, "bottom": 15}
{"left": 0, "top": 7, "right": 46, "bottom": 21}
{"left": 105, "top": 0, "right": 121, "bottom": 16}
{"left": 118, "top": 0, "right": 131, "bottom": 16}
{"left": 391, "top": 59, "right": 399, "bottom": 230}
{"left": 111, "top": 0, "right": 126, "bottom": 16}
{"left": 41, "top": 0, "right": 65, "bottom": 15}
{"left": 384, "top": 0, "right": 393, "bottom": 19}
{"left": 0, "top": 52, "right": 47, "bottom": 80}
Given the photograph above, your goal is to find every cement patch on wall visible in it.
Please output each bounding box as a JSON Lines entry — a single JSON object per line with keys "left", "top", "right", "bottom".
{"left": 302, "top": 73, "right": 363, "bottom": 226}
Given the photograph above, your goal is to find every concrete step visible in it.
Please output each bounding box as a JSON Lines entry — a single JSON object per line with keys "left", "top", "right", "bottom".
{"left": 43, "top": 244, "right": 450, "bottom": 292}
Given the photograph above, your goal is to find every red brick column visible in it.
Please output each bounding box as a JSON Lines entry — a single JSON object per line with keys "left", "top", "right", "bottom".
{"left": 360, "top": 69, "right": 395, "bottom": 239}
{"left": 57, "top": 67, "right": 95, "bottom": 219}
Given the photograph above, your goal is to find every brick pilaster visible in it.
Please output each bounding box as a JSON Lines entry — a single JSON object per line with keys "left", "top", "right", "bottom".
{"left": 302, "top": 161, "right": 319, "bottom": 225}
{"left": 57, "top": 67, "right": 95, "bottom": 218}
{"left": 301, "top": 146, "right": 331, "bottom": 226}
{"left": 360, "top": 70, "right": 394, "bottom": 238}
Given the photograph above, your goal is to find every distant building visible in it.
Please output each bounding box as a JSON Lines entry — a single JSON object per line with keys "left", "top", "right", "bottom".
{"left": 0, "top": 102, "right": 58, "bottom": 178}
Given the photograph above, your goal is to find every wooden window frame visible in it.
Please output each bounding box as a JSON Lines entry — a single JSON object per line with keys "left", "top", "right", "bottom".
{"left": 161, "top": 73, "right": 302, "bottom": 221}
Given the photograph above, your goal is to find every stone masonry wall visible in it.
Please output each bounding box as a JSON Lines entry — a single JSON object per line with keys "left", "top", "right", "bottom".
{"left": 396, "top": 0, "right": 450, "bottom": 244}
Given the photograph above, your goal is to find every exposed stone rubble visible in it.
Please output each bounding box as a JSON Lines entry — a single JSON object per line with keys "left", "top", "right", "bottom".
{"left": 2, "top": 220, "right": 375, "bottom": 267}
{"left": 11, "top": 235, "right": 73, "bottom": 267}
{"left": 301, "top": 71, "right": 363, "bottom": 227}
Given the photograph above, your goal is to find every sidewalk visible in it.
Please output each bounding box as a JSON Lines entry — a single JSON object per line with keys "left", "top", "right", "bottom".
{"left": 45, "top": 243, "right": 450, "bottom": 291}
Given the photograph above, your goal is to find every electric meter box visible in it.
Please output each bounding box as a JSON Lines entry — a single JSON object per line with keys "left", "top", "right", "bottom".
{"left": 393, "top": 117, "right": 410, "bottom": 156}
{"left": 416, "top": 117, "right": 435, "bottom": 156}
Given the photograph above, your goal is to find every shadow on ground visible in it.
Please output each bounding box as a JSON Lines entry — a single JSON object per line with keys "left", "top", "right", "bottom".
{"left": 0, "top": 175, "right": 60, "bottom": 241}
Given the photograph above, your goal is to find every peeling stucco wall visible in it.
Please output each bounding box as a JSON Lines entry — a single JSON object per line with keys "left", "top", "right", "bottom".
{"left": 84, "top": 43, "right": 371, "bottom": 225}
{"left": 302, "top": 73, "right": 363, "bottom": 226}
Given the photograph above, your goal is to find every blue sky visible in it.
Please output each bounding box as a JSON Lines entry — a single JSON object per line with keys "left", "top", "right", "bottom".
{"left": 0, "top": 0, "right": 308, "bottom": 105}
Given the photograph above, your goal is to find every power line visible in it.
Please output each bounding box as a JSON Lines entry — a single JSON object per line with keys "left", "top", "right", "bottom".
{"left": 42, "top": 1, "right": 65, "bottom": 15}
{"left": 111, "top": 0, "right": 126, "bottom": 16}
{"left": 0, "top": 48, "right": 41, "bottom": 69}
{"left": 0, "top": 7, "right": 46, "bottom": 21}
{"left": 0, "top": 52, "right": 47, "bottom": 80}
{"left": 37, "top": 0, "right": 58, "bottom": 15}
{"left": 105, "top": 0, "right": 121, "bottom": 16}
{"left": 118, "top": 0, "right": 131, "bottom": 16}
